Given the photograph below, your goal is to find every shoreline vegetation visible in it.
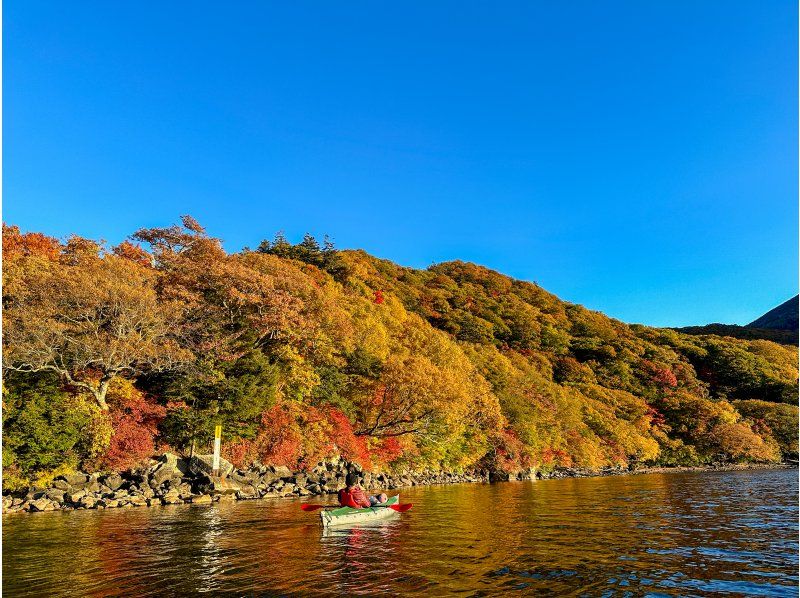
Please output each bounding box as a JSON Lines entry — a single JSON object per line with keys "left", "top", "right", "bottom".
{"left": 3, "top": 218, "right": 798, "bottom": 509}
{"left": 3, "top": 456, "right": 794, "bottom": 516}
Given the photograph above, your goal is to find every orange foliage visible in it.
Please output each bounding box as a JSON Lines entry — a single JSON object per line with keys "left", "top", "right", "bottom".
{"left": 113, "top": 241, "right": 153, "bottom": 267}
{"left": 3, "top": 224, "right": 61, "bottom": 261}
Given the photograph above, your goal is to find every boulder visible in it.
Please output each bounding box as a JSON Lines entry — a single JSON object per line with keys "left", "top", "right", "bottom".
{"left": 228, "top": 470, "right": 258, "bottom": 485}
{"left": 271, "top": 465, "right": 293, "bottom": 479}
{"left": 52, "top": 479, "right": 73, "bottom": 491}
{"left": 258, "top": 471, "right": 280, "bottom": 486}
{"left": 29, "top": 498, "right": 54, "bottom": 512}
{"left": 162, "top": 489, "right": 182, "bottom": 505}
{"left": 79, "top": 496, "right": 97, "bottom": 509}
{"left": 66, "top": 490, "right": 86, "bottom": 504}
{"left": 46, "top": 489, "right": 67, "bottom": 504}
{"left": 190, "top": 494, "right": 213, "bottom": 505}
{"left": 58, "top": 473, "right": 90, "bottom": 488}
{"left": 194, "top": 475, "right": 243, "bottom": 495}
{"left": 235, "top": 487, "right": 258, "bottom": 500}
{"left": 128, "top": 495, "right": 148, "bottom": 507}
{"left": 149, "top": 453, "right": 189, "bottom": 487}
{"left": 102, "top": 473, "right": 125, "bottom": 491}
{"left": 189, "top": 454, "right": 234, "bottom": 479}
{"left": 159, "top": 452, "right": 189, "bottom": 473}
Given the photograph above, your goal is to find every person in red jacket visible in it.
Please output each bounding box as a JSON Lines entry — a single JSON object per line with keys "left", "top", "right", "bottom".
{"left": 338, "top": 472, "right": 387, "bottom": 508}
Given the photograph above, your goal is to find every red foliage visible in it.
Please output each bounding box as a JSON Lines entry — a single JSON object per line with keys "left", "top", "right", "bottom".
{"left": 255, "top": 404, "right": 304, "bottom": 467}
{"left": 750, "top": 418, "right": 772, "bottom": 437}
{"left": 252, "top": 403, "right": 372, "bottom": 470}
{"left": 540, "top": 447, "right": 573, "bottom": 467}
{"left": 494, "top": 428, "right": 531, "bottom": 472}
{"left": 641, "top": 360, "right": 678, "bottom": 389}
{"left": 326, "top": 408, "right": 372, "bottom": 468}
{"left": 224, "top": 438, "right": 257, "bottom": 469}
{"left": 373, "top": 289, "right": 385, "bottom": 304}
{"left": 100, "top": 388, "right": 166, "bottom": 471}
{"left": 646, "top": 405, "right": 666, "bottom": 428}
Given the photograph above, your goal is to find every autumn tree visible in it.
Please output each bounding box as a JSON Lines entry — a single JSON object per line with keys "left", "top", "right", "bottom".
{"left": 3, "top": 232, "right": 188, "bottom": 410}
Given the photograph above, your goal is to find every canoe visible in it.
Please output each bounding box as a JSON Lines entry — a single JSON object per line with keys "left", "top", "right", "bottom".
{"left": 320, "top": 495, "right": 400, "bottom": 527}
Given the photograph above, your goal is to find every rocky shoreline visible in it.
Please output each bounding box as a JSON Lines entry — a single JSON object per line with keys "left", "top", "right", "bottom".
{"left": 1, "top": 453, "right": 520, "bottom": 515}
{"left": 3, "top": 454, "right": 792, "bottom": 516}
{"left": 535, "top": 461, "right": 797, "bottom": 480}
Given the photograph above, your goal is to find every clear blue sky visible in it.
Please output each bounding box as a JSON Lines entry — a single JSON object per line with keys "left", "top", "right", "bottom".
{"left": 5, "top": 1, "right": 797, "bottom": 327}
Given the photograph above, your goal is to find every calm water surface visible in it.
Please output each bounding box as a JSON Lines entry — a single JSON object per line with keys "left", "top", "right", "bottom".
{"left": 3, "top": 469, "right": 798, "bottom": 596}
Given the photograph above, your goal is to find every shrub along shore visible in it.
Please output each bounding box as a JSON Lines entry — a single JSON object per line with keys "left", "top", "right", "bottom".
{"left": 3, "top": 453, "right": 793, "bottom": 516}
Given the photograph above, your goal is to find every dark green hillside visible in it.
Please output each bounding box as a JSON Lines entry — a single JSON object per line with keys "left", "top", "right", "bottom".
{"left": 748, "top": 296, "right": 799, "bottom": 331}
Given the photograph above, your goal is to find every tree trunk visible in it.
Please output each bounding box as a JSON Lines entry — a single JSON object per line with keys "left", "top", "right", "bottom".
{"left": 94, "top": 378, "right": 111, "bottom": 411}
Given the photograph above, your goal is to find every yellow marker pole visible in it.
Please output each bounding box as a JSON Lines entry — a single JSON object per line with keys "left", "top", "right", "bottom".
{"left": 212, "top": 424, "right": 222, "bottom": 476}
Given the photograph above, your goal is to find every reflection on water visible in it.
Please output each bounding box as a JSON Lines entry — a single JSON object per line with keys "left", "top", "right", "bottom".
{"left": 3, "top": 469, "right": 798, "bottom": 596}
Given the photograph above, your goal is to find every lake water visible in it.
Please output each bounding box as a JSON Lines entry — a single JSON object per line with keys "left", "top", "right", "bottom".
{"left": 3, "top": 468, "right": 798, "bottom": 596}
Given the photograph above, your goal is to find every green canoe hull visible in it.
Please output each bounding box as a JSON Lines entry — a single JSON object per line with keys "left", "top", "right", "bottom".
{"left": 320, "top": 495, "right": 400, "bottom": 527}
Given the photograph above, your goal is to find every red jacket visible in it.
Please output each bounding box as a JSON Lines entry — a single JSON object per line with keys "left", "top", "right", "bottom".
{"left": 338, "top": 486, "right": 371, "bottom": 508}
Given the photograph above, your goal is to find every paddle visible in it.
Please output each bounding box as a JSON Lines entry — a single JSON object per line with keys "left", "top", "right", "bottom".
{"left": 301, "top": 502, "right": 413, "bottom": 513}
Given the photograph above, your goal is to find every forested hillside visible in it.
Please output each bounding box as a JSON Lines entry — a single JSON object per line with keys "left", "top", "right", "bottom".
{"left": 4, "top": 218, "right": 798, "bottom": 490}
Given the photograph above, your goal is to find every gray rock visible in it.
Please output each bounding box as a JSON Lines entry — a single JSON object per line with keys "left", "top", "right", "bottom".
{"left": 79, "top": 496, "right": 97, "bottom": 509}
{"left": 271, "top": 465, "right": 293, "bottom": 479}
{"left": 103, "top": 473, "right": 125, "bottom": 491}
{"left": 195, "top": 475, "right": 243, "bottom": 495}
{"left": 128, "top": 495, "right": 148, "bottom": 507}
{"left": 149, "top": 454, "right": 188, "bottom": 487}
{"left": 45, "top": 489, "right": 66, "bottom": 503}
{"left": 29, "top": 498, "right": 54, "bottom": 512}
{"left": 25, "top": 490, "right": 46, "bottom": 501}
{"left": 52, "top": 479, "right": 72, "bottom": 491}
{"left": 189, "top": 454, "right": 234, "bottom": 479}
{"left": 162, "top": 489, "right": 182, "bottom": 505}
{"left": 59, "top": 473, "right": 89, "bottom": 488}
{"left": 235, "top": 487, "right": 258, "bottom": 500}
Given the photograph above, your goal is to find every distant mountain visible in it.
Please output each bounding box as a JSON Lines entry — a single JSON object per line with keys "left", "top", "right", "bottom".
{"left": 748, "top": 296, "right": 799, "bottom": 331}
{"left": 676, "top": 296, "right": 799, "bottom": 345}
